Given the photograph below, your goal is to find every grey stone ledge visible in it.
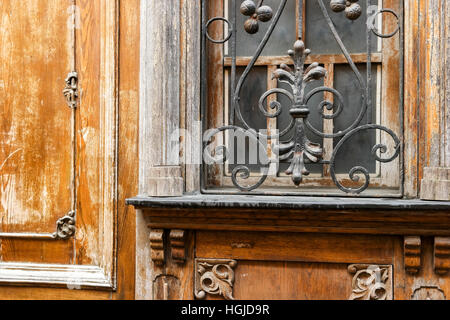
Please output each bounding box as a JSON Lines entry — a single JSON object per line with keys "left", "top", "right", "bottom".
{"left": 127, "top": 194, "right": 450, "bottom": 211}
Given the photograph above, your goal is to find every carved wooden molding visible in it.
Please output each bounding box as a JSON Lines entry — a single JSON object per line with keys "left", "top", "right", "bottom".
{"left": 150, "top": 229, "right": 165, "bottom": 266}
{"left": 0, "top": 262, "right": 112, "bottom": 289}
{"left": 348, "top": 264, "right": 393, "bottom": 300}
{"left": 169, "top": 230, "right": 186, "bottom": 264}
{"left": 195, "top": 259, "right": 237, "bottom": 300}
{"left": 412, "top": 286, "right": 446, "bottom": 300}
{"left": 434, "top": 237, "right": 450, "bottom": 275}
{"left": 404, "top": 236, "right": 422, "bottom": 274}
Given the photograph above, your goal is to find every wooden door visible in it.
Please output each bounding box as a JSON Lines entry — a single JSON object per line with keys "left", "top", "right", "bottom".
{"left": 0, "top": 0, "right": 123, "bottom": 296}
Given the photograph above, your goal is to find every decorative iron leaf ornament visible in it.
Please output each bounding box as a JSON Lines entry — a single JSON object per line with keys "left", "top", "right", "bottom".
{"left": 272, "top": 40, "right": 326, "bottom": 185}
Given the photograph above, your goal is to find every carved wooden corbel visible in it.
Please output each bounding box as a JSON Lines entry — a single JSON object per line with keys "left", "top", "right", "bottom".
{"left": 412, "top": 285, "right": 446, "bottom": 300}
{"left": 404, "top": 236, "right": 421, "bottom": 274}
{"left": 348, "top": 264, "right": 393, "bottom": 300}
{"left": 434, "top": 237, "right": 450, "bottom": 275}
{"left": 169, "top": 230, "right": 186, "bottom": 264}
{"left": 150, "top": 229, "right": 165, "bottom": 266}
{"left": 195, "top": 259, "right": 237, "bottom": 300}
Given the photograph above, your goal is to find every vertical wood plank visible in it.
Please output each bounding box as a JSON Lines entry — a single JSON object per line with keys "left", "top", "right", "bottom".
{"left": 139, "top": 0, "right": 184, "bottom": 197}
{"left": 403, "top": 0, "right": 420, "bottom": 197}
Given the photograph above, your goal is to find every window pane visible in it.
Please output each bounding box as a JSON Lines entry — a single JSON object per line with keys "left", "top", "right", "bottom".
{"left": 229, "top": 66, "right": 268, "bottom": 172}
{"left": 305, "top": 0, "right": 379, "bottom": 54}
{"left": 333, "top": 63, "right": 379, "bottom": 174}
{"left": 230, "top": 0, "right": 296, "bottom": 57}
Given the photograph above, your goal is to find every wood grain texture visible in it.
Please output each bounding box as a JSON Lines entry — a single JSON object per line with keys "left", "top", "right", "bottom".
{"left": 403, "top": 0, "right": 420, "bottom": 197}
{"left": 114, "top": 0, "right": 139, "bottom": 300}
{"left": 232, "top": 261, "right": 354, "bottom": 300}
{"left": 418, "top": 0, "right": 450, "bottom": 200}
{"left": 143, "top": 206, "right": 450, "bottom": 237}
{"left": 197, "top": 231, "right": 396, "bottom": 265}
{"left": 0, "top": 0, "right": 138, "bottom": 299}
{"left": 404, "top": 236, "right": 422, "bottom": 274}
{"left": 139, "top": 0, "right": 183, "bottom": 197}
{"left": 0, "top": 0, "right": 74, "bottom": 263}
{"left": 434, "top": 237, "right": 450, "bottom": 275}
{"left": 420, "top": 167, "right": 450, "bottom": 200}
{"left": 74, "top": 0, "right": 119, "bottom": 287}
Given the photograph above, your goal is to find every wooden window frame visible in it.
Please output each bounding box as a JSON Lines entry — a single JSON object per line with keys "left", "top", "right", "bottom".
{"left": 138, "top": 0, "right": 449, "bottom": 201}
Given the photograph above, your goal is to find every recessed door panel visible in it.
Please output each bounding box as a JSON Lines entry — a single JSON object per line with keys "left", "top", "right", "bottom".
{"left": 0, "top": 0, "right": 74, "bottom": 234}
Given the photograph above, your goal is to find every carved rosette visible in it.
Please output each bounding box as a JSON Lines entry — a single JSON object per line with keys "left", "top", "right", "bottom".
{"left": 195, "top": 259, "right": 237, "bottom": 300}
{"left": 53, "top": 211, "right": 76, "bottom": 240}
{"left": 348, "top": 264, "right": 393, "bottom": 300}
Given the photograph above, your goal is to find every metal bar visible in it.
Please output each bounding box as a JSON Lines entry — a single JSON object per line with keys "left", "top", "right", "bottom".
{"left": 230, "top": 0, "right": 236, "bottom": 125}
{"left": 201, "top": 0, "right": 208, "bottom": 191}
{"left": 367, "top": 0, "right": 373, "bottom": 124}
{"left": 298, "top": 0, "right": 304, "bottom": 40}
{"left": 0, "top": 233, "right": 56, "bottom": 240}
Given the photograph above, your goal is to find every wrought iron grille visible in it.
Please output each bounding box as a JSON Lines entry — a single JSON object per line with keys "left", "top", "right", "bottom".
{"left": 201, "top": 0, "right": 404, "bottom": 196}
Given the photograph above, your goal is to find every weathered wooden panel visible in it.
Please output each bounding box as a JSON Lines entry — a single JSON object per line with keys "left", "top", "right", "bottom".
{"left": 197, "top": 231, "right": 396, "bottom": 265}
{"left": 0, "top": 0, "right": 73, "bottom": 234}
{"left": 232, "top": 262, "right": 361, "bottom": 300}
{"left": 74, "top": 0, "right": 102, "bottom": 267}
{"left": 0, "top": 0, "right": 74, "bottom": 264}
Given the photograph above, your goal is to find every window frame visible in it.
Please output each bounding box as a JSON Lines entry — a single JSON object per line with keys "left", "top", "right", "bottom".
{"left": 137, "top": 0, "right": 448, "bottom": 201}
{"left": 201, "top": 0, "right": 404, "bottom": 197}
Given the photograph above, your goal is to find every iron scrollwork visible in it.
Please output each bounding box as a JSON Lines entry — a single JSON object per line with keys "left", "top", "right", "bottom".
{"left": 203, "top": 0, "right": 403, "bottom": 195}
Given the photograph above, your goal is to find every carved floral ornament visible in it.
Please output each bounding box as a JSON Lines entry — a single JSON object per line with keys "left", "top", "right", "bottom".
{"left": 195, "top": 259, "right": 237, "bottom": 300}
{"left": 348, "top": 264, "right": 393, "bottom": 300}
{"left": 53, "top": 210, "right": 76, "bottom": 240}
{"left": 203, "top": 0, "right": 402, "bottom": 195}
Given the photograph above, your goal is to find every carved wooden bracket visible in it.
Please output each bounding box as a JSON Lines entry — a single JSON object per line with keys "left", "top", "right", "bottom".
{"left": 412, "top": 285, "right": 446, "bottom": 300}
{"left": 195, "top": 259, "right": 237, "bottom": 300}
{"left": 348, "top": 264, "right": 393, "bottom": 300}
{"left": 150, "top": 229, "right": 165, "bottom": 266}
{"left": 404, "top": 236, "right": 421, "bottom": 274}
{"left": 434, "top": 237, "right": 450, "bottom": 275}
{"left": 169, "top": 230, "right": 186, "bottom": 264}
